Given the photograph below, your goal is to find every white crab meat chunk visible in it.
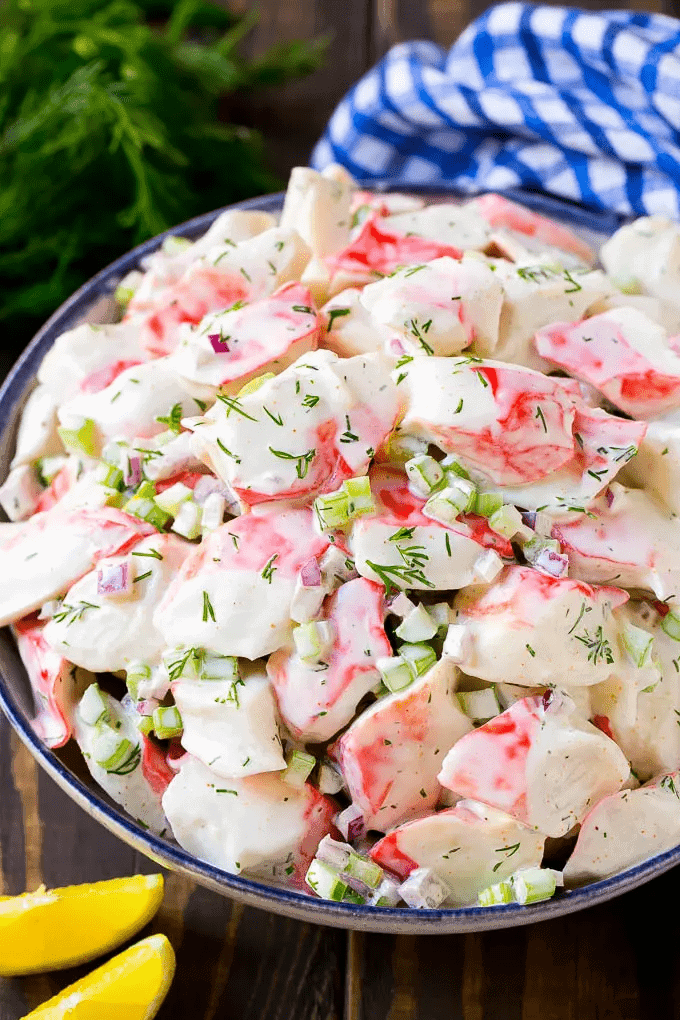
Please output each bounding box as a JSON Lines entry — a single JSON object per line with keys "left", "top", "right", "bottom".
{"left": 31, "top": 460, "right": 114, "bottom": 517}
{"left": 140, "top": 208, "right": 277, "bottom": 285}
{"left": 0, "top": 506, "right": 154, "bottom": 627}
{"left": 74, "top": 689, "right": 168, "bottom": 834}
{"left": 351, "top": 512, "right": 499, "bottom": 592}
{"left": 124, "top": 227, "right": 311, "bottom": 358}
{"left": 57, "top": 357, "right": 196, "bottom": 452}
{"left": 477, "top": 261, "right": 610, "bottom": 369}
{"left": 563, "top": 772, "right": 680, "bottom": 885}
{"left": 169, "top": 283, "right": 320, "bottom": 400}
{"left": 501, "top": 404, "right": 647, "bottom": 514}
{"left": 140, "top": 432, "right": 207, "bottom": 482}
{"left": 358, "top": 257, "right": 503, "bottom": 357}
{"left": 268, "top": 577, "right": 391, "bottom": 743}
{"left": 467, "top": 193, "right": 597, "bottom": 266}
{"left": 279, "top": 166, "right": 352, "bottom": 257}
{"left": 370, "top": 799, "right": 545, "bottom": 905}
{"left": 37, "top": 322, "right": 146, "bottom": 403}
{"left": 162, "top": 755, "right": 335, "bottom": 883}
{"left": 535, "top": 307, "right": 680, "bottom": 420}
{"left": 590, "top": 604, "right": 680, "bottom": 780}
{"left": 622, "top": 413, "right": 680, "bottom": 515}
{"left": 0, "top": 464, "right": 44, "bottom": 521}
{"left": 14, "top": 615, "right": 93, "bottom": 748}
{"left": 334, "top": 658, "right": 472, "bottom": 832}
{"left": 309, "top": 216, "right": 465, "bottom": 303}
{"left": 451, "top": 565, "right": 629, "bottom": 688}
{"left": 553, "top": 484, "right": 680, "bottom": 600}
{"left": 189, "top": 350, "right": 400, "bottom": 507}
{"left": 396, "top": 356, "right": 576, "bottom": 487}
{"left": 438, "top": 691, "right": 630, "bottom": 837}
{"left": 10, "top": 385, "right": 62, "bottom": 468}
{"left": 366, "top": 464, "right": 514, "bottom": 559}
{"left": 600, "top": 215, "right": 680, "bottom": 306}
{"left": 154, "top": 505, "right": 329, "bottom": 659}
{"left": 173, "top": 670, "right": 285, "bottom": 779}
{"left": 321, "top": 288, "right": 398, "bottom": 359}
{"left": 42, "top": 534, "right": 192, "bottom": 673}
{"left": 588, "top": 291, "right": 680, "bottom": 335}
{"left": 349, "top": 189, "right": 424, "bottom": 224}
{"left": 381, "top": 203, "right": 492, "bottom": 252}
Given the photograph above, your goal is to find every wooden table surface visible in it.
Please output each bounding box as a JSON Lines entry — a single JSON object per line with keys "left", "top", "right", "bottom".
{"left": 3, "top": 0, "right": 680, "bottom": 1016}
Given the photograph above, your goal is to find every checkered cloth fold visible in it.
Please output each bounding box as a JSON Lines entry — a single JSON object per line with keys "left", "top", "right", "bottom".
{"left": 310, "top": 2, "right": 680, "bottom": 217}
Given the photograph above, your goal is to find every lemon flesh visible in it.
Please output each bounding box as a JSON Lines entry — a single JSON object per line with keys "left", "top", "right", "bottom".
{"left": 0, "top": 874, "right": 164, "bottom": 977}
{"left": 22, "top": 933, "right": 175, "bottom": 1020}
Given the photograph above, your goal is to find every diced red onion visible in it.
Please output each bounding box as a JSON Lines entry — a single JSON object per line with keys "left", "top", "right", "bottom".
{"left": 335, "top": 804, "right": 365, "bottom": 842}
{"left": 534, "top": 549, "right": 569, "bottom": 578}
{"left": 605, "top": 487, "right": 614, "bottom": 508}
{"left": 300, "top": 557, "right": 322, "bottom": 587}
{"left": 387, "top": 336, "right": 407, "bottom": 357}
{"left": 124, "top": 455, "right": 142, "bottom": 486}
{"left": 521, "top": 511, "right": 536, "bottom": 530}
{"left": 192, "top": 474, "right": 229, "bottom": 505}
{"left": 208, "top": 333, "right": 230, "bottom": 353}
{"left": 97, "top": 559, "right": 131, "bottom": 597}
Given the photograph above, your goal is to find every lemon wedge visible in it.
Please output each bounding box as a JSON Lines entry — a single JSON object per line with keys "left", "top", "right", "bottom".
{"left": 22, "top": 933, "right": 175, "bottom": 1019}
{"left": 0, "top": 874, "right": 164, "bottom": 977}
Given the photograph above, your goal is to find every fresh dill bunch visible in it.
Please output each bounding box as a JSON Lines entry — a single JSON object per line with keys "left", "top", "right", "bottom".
{"left": 0, "top": 0, "right": 325, "bottom": 341}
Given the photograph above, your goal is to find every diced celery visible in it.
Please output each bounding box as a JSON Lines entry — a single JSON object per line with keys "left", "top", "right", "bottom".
{"left": 345, "top": 853, "right": 383, "bottom": 890}
{"left": 136, "top": 714, "right": 155, "bottom": 735}
{"left": 172, "top": 500, "right": 202, "bottom": 539}
{"left": 343, "top": 475, "right": 375, "bottom": 518}
{"left": 458, "top": 687, "right": 501, "bottom": 722}
{"left": 93, "top": 730, "right": 140, "bottom": 774}
{"left": 511, "top": 867, "right": 558, "bottom": 905}
{"left": 343, "top": 890, "right": 366, "bottom": 905}
{"left": 441, "top": 455, "right": 471, "bottom": 480}
{"left": 318, "top": 762, "right": 345, "bottom": 795}
{"left": 79, "top": 684, "right": 109, "bottom": 727}
{"left": 661, "top": 610, "right": 680, "bottom": 642}
{"left": 162, "top": 234, "right": 193, "bottom": 255}
{"left": 136, "top": 480, "right": 156, "bottom": 499}
{"left": 442, "top": 623, "right": 470, "bottom": 664}
{"left": 474, "top": 549, "right": 503, "bottom": 583}
{"left": 122, "top": 494, "right": 155, "bottom": 519}
{"left": 428, "top": 602, "right": 450, "bottom": 632}
{"left": 114, "top": 270, "right": 143, "bottom": 306}
{"left": 201, "top": 493, "right": 226, "bottom": 534}
{"left": 293, "top": 621, "right": 335, "bottom": 663}
{"left": 237, "top": 372, "right": 275, "bottom": 397}
{"left": 384, "top": 433, "right": 428, "bottom": 464}
{"left": 282, "top": 749, "right": 316, "bottom": 789}
{"left": 126, "top": 663, "right": 151, "bottom": 701}
{"left": 478, "top": 881, "right": 514, "bottom": 906}
{"left": 377, "top": 655, "right": 413, "bottom": 693}
{"left": 146, "top": 503, "right": 171, "bottom": 530}
{"left": 613, "top": 276, "right": 642, "bottom": 295}
{"left": 395, "top": 604, "right": 437, "bottom": 643}
{"left": 370, "top": 877, "right": 402, "bottom": 907}
{"left": 398, "top": 867, "right": 450, "bottom": 909}
{"left": 99, "top": 463, "right": 124, "bottom": 490}
{"left": 200, "top": 654, "right": 239, "bottom": 682}
{"left": 400, "top": 642, "right": 436, "bottom": 678}
{"left": 621, "top": 621, "right": 654, "bottom": 667}
{"left": 474, "top": 491, "right": 503, "bottom": 518}
{"left": 152, "top": 705, "right": 183, "bottom": 740}
{"left": 57, "top": 418, "right": 98, "bottom": 458}
{"left": 314, "top": 490, "right": 350, "bottom": 531}
{"left": 424, "top": 480, "right": 476, "bottom": 523}
{"left": 155, "top": 482, "right": 192, "bottom": 515}
{"left": 405, "top": 455, "right": 444, "bottom": 496}
{"left": 489, "top": 505, "right": 533, "bottom": 542}
{"left": 305, "top": 859, "right": 348, "bottom": 902}
{"left": 523, "top": 535, "right": 560, "bottom": 570}
{"left": 36, "top": 455, "right": 66, "bottom": 486}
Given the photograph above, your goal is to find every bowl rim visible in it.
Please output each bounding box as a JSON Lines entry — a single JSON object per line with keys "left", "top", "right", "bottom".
{"left": 1, "top": 186, "right": 677, "bottom": 935}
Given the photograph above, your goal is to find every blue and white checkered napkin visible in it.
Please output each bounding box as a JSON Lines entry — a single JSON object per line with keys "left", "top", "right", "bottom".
{"left": 310, "top": 2, "right": 680, "bottom": 217}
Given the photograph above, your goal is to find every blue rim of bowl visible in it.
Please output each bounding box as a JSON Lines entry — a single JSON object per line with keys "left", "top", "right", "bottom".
{"left": 1, "top": 186, "right": 677, "bottom": 934}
